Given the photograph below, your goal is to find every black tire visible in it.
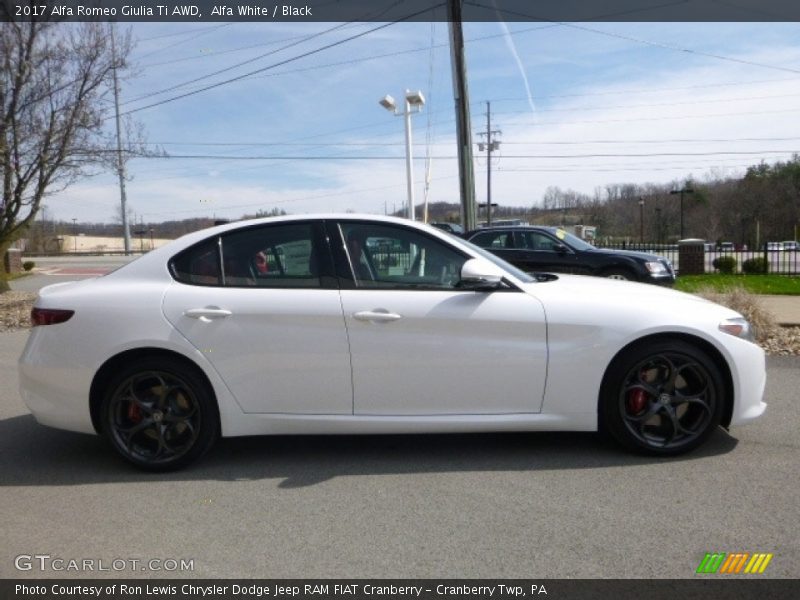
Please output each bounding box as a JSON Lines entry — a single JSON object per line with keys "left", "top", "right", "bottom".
{"left": 600, "top": 339, "right": 725, "bottom": 456}
{"left": 100, "top": 357, "right": 219, "bottom": 471}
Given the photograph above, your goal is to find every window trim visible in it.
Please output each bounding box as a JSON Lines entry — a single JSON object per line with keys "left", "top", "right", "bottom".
{"left": 329, "top": 219, "right": 479, "bottom": 292}
{"left": 168, "top": 220, "right": 339, "bottom": 290}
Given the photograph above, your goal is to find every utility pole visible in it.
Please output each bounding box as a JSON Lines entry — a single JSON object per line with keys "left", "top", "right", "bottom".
{"left": 447, "top": 0, "right": 476, "bottom": 231}
{"left": 477, "top": 101, "right": 501, "bottom": 226}
{"left": 111, "top": 25, "right": 132, "bottom": 255}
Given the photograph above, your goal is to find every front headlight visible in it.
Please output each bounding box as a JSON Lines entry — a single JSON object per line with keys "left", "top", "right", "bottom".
{"left": 644, "top": 261, "right": 668, "bottom": 274}
{"left": 719, "top": 317, "right": 755, "bottom": 342}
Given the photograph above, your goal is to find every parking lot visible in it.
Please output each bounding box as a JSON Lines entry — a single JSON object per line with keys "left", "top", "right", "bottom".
{"left": 1, "top": 324, "right": 798, "bottom": 579}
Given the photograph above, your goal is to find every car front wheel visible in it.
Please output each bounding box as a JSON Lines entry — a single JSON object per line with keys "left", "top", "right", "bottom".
{"left": 101, "top": 357, "right": 219, "bottom": 471}
{"left": 601, "top": 340, "right": 725, "bottom": 455}
{"left": 603, "top": 269, "right": 634, "bottom": 281}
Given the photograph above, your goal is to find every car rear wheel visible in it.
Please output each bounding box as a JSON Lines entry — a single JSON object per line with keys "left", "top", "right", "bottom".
{"left": 101, "top": 357, "right": 219, "bottom": 471}
{"left": 601, "top": 340, "right": 725, "bottom": 455}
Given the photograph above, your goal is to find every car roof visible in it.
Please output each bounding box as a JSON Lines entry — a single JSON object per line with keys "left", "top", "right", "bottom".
{"left": 105, "top": 214, "right": 484, "bottom": 280}
{"left": 466, "top": 225, "right": 557, "bottom": 236}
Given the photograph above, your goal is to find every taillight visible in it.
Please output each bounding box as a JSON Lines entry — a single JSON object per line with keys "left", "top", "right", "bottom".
{"left": 31, "top": 307, "right": 75, "bottom": 326}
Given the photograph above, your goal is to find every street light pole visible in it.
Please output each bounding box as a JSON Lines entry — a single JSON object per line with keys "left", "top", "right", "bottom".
{"left": 670, "top": 187, "right": 694, "bottom": 240}
{"left": 403, "top": 95, "right": 415, "bottom": 221}
{"left": 639, "top": 198, "right": 645, "bottom": 243}
{"left": 655, "top": 207, "right": 662, "bottom": 245}
{"left": 380, "top": 90, "right": 426, "bottom": 220}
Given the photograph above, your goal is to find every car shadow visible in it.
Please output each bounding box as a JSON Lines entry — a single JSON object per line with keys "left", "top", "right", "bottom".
{"left": 0, "top": 414, "right": 739, "bottom": 488}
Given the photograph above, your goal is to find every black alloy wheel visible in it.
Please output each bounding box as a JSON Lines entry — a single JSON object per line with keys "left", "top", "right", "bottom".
{"left": 102, "top": 358, "right": 218, "bottom": 470}
{"left": 602, "top": 340, "right": 725, "bottom": 455}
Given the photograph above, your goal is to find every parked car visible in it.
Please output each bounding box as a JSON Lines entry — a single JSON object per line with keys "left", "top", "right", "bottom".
{"left": 765, "top": 242, "right": 784, "bottom": 252}
{"left": 19, "top": 215, "right": 765, "bottom": 470}
{"left": 466, "top": 226, "right": 675, "bottom": 285}
{"left": 782, "top": 241, "right": 799, "bottom": 252}
{"left": 478, "top": 219, "right": 528, "bottom": 227}
{"left": 718, "top": 242, "right": 735, "bottom": 252}
{"left": 430, "top": 222, "right": 464, "bottom": 236}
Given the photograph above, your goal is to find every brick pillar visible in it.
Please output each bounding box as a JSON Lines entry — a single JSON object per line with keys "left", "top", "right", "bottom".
{"left": 3, "top": 248, "right": 22, "bottom": 274}
{"left": 678, "top": 239, "right": 705, "bottom": 276}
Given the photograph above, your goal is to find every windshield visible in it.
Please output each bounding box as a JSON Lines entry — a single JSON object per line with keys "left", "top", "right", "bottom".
{"left": 550, "top": 228, "right": 595, "bottom": 251}
{"left": 458, "top": 238, "right": 535, "bottom": 283}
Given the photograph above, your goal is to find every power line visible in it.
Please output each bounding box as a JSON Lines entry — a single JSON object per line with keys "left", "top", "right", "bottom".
{"left": 136, "top": 24, "right": 235, "bottom": 43}
{"left": 488, "top": 76, "right": 800, "bottom": 103}
{"left": 491, "top": 91, "right": 800, "bottom": 117}
{"left": 135, "top": 23, "right": 235, "bottom": 61}
{"left": 118, "top": 3, "right": 443, "bottom": 117}
{"left": 499, "top": 107, "right": 800, "bottom": 127}
{"left": 121, "top": 149, "right": 799, "bottom": 160}
{"left": 499, "top": 164, "right": 758, "bottom": 173}
{"left": 502, "top": 136, "right": 800, "bottom": 145}
{"left": 124, "top": 0, "right": 412, "bottom": 106}
{"left": 124, "top": 21, "right": 356, "bottom": 105}
{"left": 469, "top": 1, "right": 800, "bottom": 75}
{"left": 140, "top": 173, "right": 460, "bottom": 218}
{"left": 126, "top": 136, "right": 800, "bottom": 160}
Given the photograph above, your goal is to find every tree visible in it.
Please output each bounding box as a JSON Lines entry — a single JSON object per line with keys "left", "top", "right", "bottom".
{"left": 0, "top": 18, "right": 136, "bottom": 292}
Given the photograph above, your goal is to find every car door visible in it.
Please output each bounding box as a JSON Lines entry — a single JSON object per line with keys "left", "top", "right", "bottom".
{"left": 333, "top": 220, "right": 548, "bottom": 416}
{"left": 162, "top": 221, "right": 353, "bottom": 414}
{"left": 514, "top": 230, "right": 584, "bottom": 274}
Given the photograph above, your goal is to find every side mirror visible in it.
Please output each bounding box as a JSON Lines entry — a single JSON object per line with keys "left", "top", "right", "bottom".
{"left": 460, "top": 258, "right": 505, "bottom": 290}
{"left": 554, "top": 243, "right": 568, "bottom": 253}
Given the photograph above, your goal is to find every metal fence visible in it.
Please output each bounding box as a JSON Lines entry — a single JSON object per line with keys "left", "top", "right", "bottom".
{"left": 595, "top": 243, "right": 800, "bottom": 275}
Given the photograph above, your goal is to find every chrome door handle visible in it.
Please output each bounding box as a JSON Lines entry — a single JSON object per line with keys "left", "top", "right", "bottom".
{"left": 184, "top": 308, "right": 232, "bottom": 323}
{"left": 353, "top": 310, "right": 402, "bottom": 323}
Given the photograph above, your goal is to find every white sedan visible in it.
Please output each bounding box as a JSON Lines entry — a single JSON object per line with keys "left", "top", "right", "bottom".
{"left": 19, "top": 214, "right": 766, "bottom": 470}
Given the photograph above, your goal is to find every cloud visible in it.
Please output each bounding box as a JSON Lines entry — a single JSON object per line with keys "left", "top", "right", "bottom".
{"left": 44, "top": 23, "right": 800, "bottom": 222}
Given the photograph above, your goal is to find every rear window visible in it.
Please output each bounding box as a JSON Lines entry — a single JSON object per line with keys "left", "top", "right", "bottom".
{"left": 170, "top": 238, "right": 221, "bottom": 285}
{"left": 169, "top": 223, "right": 323, "bottom": 288}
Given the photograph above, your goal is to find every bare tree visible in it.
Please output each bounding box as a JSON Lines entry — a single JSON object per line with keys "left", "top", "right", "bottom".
{"left": 0, "top": 18, "right": 137, "bottom": 292}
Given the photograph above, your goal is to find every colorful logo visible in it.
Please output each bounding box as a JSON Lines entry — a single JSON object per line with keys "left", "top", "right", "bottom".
{"left": 696, "top": 552, "right": 773, "bottom": 574}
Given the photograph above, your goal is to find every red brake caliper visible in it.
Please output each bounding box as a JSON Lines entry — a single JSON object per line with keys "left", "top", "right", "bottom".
{"left": 626, "top": 369, "right": 649, "bottom": 415}
{"left": 627, "top": 389, "right": 647, "bottom": 415}
{"left": 127, "top": 401, "right": 142, "bottom": 423}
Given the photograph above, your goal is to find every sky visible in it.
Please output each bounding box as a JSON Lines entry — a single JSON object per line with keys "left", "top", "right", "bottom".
{"left": 43, "top": 17, "right": 800, "bottom": 224}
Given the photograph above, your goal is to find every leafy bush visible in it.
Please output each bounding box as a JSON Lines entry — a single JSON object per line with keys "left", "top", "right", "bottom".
{"left": 742, "top": 257, "right": 768, "bottom": 274}
{"left": 712, "top": 256, "right": 737, "bottom": 274}
{"left": 22, "top": 261, "right": 35, "bottom": 271}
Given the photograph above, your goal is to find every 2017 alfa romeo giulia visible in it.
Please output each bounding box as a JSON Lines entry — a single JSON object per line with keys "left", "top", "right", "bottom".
{"left": 19, "top": 215, "right": 766, "bottom": 470}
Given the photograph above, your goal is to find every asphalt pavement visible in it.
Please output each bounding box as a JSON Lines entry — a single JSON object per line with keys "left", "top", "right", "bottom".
{"left": 3, "top": 256, "right": 799, "bottom": 578}
{"left": 0, "top": 328, "right": 798, "bottom": 579}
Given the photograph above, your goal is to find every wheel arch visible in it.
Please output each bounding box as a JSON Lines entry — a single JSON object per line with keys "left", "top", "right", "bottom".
{"left": 598, "top": 258, "right": 641, "bottom": 280}
{"left": 598, "top": 332, "right": 735, "bottom": 429}
{"left": 89, "top": 347, "right": 220, "bottom": 435}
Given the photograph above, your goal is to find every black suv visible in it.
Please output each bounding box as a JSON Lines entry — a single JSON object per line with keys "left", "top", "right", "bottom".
{"left": 466, "top": 226, "right": 675, "bottom": 285}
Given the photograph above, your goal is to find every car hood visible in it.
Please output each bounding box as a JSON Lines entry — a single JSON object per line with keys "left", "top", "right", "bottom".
{"left": 588, "top": 247, "right": 669, "bottom": 262}
{"left": 519, "top": 274, "right": 741, "bottom": 321}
